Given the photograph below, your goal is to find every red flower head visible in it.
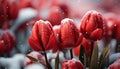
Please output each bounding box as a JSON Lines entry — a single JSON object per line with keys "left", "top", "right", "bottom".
{"left": 24, "top": 51, "right": 45, "bottom": 66}
{"left": 62, "top": 59, "right": 84, "bottom": 69}
{"left": 48, "top": 6, "right": 66, "bottom": 26}
{"left": 28, "top": 20, "right": 56, "bottom": 51}
{"left": 61, "top": 18, "right": 83, "bottom": 49}
{"left": 80, "top": 10, "right": 104, "bottom": 41}
{"left": 51, "top": 1, "right": 69, "bottom": 17}
{"left": 0, "top": 30, "right": 15, "bottom": 54}
{"left": 104, "top": 13, "right": 120, "bottom": 41}
{"left": 53, "top": 18, "right": 83, "bottom": 51}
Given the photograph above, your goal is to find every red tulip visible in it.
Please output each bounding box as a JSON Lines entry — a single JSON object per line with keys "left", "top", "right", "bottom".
{"left": 80, "top": 10, "right": 104, "bottom": 41}
{"left": 62, "top": 59, "right": 84, "bottom": 69}
{"left": 24, "top": 51, "right": 45, "bottom": 66}
{"left": 60, "top": 18, "right": 83, "bottom": 49}
{"left": 28, "top": 20, "right": 56, "bottom": 51}
{"left": 0, "top": 30, "right": 15, "bottom": 54}
{"left": 51, "top": 1, "right": 69, "bottom": 17}
{"left": 52, "top": 18, "right": 83, "bottom": 52}
{"left": 104, "top": 13, "right": 120, "bottom": 41}
{"left": 48, "top": 6, "right": 66, "bottom": 26}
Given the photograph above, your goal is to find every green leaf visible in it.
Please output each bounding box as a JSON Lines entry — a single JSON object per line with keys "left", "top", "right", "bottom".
{"left": 26, "top": 55, "right": 47, "bottom": 66}
{"left": 55, "top": 51, "right": 59, "bottom": 69}
{"left": 98, "top": 45, "right": 110, "bottom": 69}
{"left": 26, "top": 55, "right": 38, "bottom": 62}
{"left": 90, "top": 42, "right": 98, "bottom": 69}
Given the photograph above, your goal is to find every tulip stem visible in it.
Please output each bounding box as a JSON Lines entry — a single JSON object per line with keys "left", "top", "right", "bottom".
{"left": 39, "top": 41, "right": 52, "bottom": 69}
{"left": 44, "top": 52, "right": 52, "bottom": 69}
{"left": 70, "top": 49, "right": 73, "bottom": 59}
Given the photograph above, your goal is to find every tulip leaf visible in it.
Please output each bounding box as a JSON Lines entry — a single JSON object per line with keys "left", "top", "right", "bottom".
{"left": 98, "top": 45, "right": 110, "bottom": 69}
{"left": 79, "top": 45, "right": 85, "bottom": 65}
{"left": 90, "top": 42, "right": 98, "bottom": 69}
{"left": 55, "top": 51, "right": 59, "bottom": 69}
{"left": 26, "top": 55, "right": 38, "bottom": 62}
{"left": 26, "top": 55, "right": 47, "bottom": 66}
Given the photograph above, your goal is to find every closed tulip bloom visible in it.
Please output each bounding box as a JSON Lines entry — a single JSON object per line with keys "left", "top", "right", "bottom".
{"left": 60, "top": 18, "right": 83, "bottom": 49}
{"left": 28, "top": 20, "right": 56, "bottom": 51}
{"left": 80, "top": 10, "right": 103, "bottom": 41}
{"left": 0, "top": 30, "right": 15, "bottom": 54}
{"left": 62, "top": 59, "right": 84, "bottom": 69}
{"left": 48, "top": 6, "right": 65, "bottom": 25}
{"left": 104, "top": 13, "right": 120, "bottom": 41}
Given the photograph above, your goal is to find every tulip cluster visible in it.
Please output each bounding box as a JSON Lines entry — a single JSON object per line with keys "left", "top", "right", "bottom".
{"left": 27, "top": 10, "right": 106, "bottom": 69}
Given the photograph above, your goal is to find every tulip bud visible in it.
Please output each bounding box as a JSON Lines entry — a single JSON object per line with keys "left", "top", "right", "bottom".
{"left": 48, "top": 6, "right": 66, "bottom": 25}
{"left": 104, "top": 14, "right": 120, "bottom": 41}
{"left": 62, "top": 59, "right": 84, "bottom": 69}
{"left": 51, "top": 1, "right": 69, "bottom": 16}
{"left": 0, "top": 30, "right": 15, "bottom": 54}
{"left": 28, "top": 20, "right": 56, "bottom": 51}
{"left": 60, "top": 18, "right": 83, "bottom": 49}
{"left": 24, "top": 51, "right": 45, "bottom": 66}
{"left": 80, "top": 10, "right": 104, "bottom": 41}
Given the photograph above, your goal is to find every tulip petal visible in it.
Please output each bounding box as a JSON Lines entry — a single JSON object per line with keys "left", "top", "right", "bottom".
{"left": 28, "top": 36, "right": 42, "bottom": 51}
{"left": 86, "top": 13, "right": 97, "bottom": 35}
{"left": 90, "top": 29, "right": 103, "bottom": 41}
{"left": 75, "top": 33, "right": 83, "bottom": 46}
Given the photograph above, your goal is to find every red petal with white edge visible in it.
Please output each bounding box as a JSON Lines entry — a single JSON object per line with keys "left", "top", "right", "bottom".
{"left": 90, "top": 29, "right": 103, "bottom": 41}
{"left": 80, "top": 12, "right": 91, "bottom": 33}
{"left": 28, "top": 36, "right": 42, "bottom": 51}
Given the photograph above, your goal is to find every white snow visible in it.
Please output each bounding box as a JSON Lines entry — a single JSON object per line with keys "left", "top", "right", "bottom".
{"left": 24, "top": 64, "right": 45, "bottom": 69}
{"left": 10, "top": 8, "right": 37, "bottom": 32}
